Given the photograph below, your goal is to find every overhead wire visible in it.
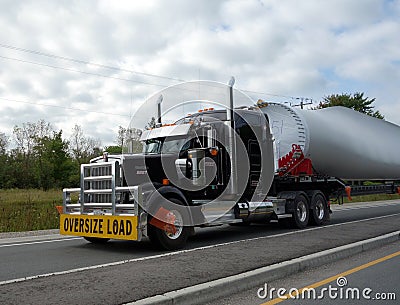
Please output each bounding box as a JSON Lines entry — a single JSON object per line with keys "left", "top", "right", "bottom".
{"left": 0, "top": 43, "right": 312, "bottom": 101}
{"left": 0, "top": 43, "right": 185, "bottom": 82}
{"left": 0, "top": 55, "right": 171, "bottom": 88}
{"left": 0, "top": 43, "right": 316, "bottom": 113}
{"left": 0, "top": 97, "right": 131, "bottom": 117}
{"left": 240, "top": 88, "right": 298, "bottom": 100}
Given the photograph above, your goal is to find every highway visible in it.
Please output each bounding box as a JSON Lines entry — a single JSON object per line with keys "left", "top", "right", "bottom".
{"left": 205, "top": 239, "right": 400, "bottom": 305}
{"left": 0, "top": 200, "right": 399, "bottom": 304}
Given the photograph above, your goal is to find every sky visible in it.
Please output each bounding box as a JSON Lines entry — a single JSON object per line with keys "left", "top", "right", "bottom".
{"left": 0, "top": 0, "right": 399, "bottom": 147}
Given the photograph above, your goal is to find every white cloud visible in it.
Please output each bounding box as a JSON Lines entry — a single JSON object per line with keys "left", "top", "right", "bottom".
{"left": 0, "top": 0, "right": 399, "bottom": 148}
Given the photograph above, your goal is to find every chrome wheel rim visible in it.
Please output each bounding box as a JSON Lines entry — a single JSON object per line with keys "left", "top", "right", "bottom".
{"left": 297, "top": 201, "right": 307, "bottom": 223}
{"left": 165, "top": 210, "right": 183, "bottom": 240}
{"left": 315, "top": 200, "right": 325, "bottom": 220}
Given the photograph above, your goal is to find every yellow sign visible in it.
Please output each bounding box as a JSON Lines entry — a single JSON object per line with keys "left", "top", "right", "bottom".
{"left": 60, "top": 214, "right": 138, "bottom": 241}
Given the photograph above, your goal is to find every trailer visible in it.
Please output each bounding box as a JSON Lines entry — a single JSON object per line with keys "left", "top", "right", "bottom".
{"left": 60, "top": 80, "right": 400, "bottom": 249}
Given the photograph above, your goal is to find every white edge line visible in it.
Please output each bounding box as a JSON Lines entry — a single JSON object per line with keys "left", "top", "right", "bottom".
{"left": 0, "top": 212, "right": 399, "bottom": 286}
{"left": 0, "top": 237, "right": 81, "bottom": 248}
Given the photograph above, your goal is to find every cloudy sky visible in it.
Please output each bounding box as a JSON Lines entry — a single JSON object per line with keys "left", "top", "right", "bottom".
{"left": 0, "top": 0, "right": 399, "bottom": 147}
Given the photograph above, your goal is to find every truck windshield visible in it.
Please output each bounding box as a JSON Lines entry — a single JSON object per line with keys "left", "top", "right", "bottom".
{"left": 143, "top": 137, "right": 190, "bottom": 154}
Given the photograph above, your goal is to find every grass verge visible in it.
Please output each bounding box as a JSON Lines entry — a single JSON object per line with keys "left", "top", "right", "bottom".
{"left": 0, "top": 189, "right": 62, "bottom": 233}
{"left": 343, "top": 193, "right": 400, "bottom": 204}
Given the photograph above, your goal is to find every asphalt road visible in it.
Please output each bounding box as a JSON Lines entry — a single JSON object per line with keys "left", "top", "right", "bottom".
{"left": 211, "top": 239, "right": 400, "bottom": 305}
{"left": 0, "top": 200, "right": 399, "bottom": 304}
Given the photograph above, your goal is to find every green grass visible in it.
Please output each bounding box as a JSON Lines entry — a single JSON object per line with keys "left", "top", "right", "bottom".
{"left": 343, "top": 193, "right": 400, "bottom": 203}
{"left": 0, "top": 189, "right": 62, "bottom": 233}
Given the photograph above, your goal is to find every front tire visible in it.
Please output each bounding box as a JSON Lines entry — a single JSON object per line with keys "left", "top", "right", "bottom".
{"left": 148, "top": 197, "right": 191, "bottom": 250}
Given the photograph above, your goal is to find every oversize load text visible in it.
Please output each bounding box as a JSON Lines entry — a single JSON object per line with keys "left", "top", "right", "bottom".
{"left": 63, "top": 217, "right": 134, "bottom": 236}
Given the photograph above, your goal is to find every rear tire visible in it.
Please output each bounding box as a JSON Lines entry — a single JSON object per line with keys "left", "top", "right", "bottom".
{"left": 290, "top": 193, "right": 309, "bottom": 229}
{"left": 148, "top": 197, "right": 191, "bottom": 250}
{"left": 310, "top": 192, "right": 328, "bottom": 226}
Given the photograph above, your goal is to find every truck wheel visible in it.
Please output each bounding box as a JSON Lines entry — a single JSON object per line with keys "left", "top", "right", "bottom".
{"left": 310, "top": 192, "right": 328, "bottom": 226}
{"left": 84, "top": 237, "right": 110, "bottom": 244}
{"left": 291, "top": 193, "right": 309, "bottom": 229}
{"left": 148, "top": 198, "right": 191, "bottom": 250}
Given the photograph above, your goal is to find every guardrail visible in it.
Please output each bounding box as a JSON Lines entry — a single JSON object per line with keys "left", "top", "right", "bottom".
{"left": 349, "top": 184, "right": 399, "bottom": 196}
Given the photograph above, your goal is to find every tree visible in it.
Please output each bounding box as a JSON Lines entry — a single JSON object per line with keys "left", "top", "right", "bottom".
{"left": 11, "top": 120, "right": 53, "bottom": 188}
{"left": 0, "top": 133, "right": 10, "bottom": 188}
{"left": 317, "top": 92, "right": 384, "bottom": 119}
{"left": 1, "top": 122, "right": 81, "bottom": 189}
{"left": 33, "top": 131, "right": 73, "bottom": 190}
{"left": 69, "top": 124, "right": 102, "bottom": 164}
{"left": 0, "top": 132, "right": 8, "bottom": 154}
{"left": 13, "top": 120, "right": 52, "bottom": 155}
{"left": 104, "top": 145, "right": 123, "bottom": 154}
{"left": 115, "top": 125, "right": 143, "bottom": 153}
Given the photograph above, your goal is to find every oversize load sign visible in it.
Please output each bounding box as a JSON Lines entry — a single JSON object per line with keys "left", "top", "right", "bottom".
{"left": 60, "top": 214, "right": 138, "bottom": 240}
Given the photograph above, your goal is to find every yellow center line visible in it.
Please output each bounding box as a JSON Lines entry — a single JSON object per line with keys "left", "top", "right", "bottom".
{"left": 260, "top": 250, "right": 400, "bottom": 305}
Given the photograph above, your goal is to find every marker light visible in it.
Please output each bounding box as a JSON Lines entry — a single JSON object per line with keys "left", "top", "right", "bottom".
{"left": 210, "top": 148, "right": 219, "bottom": 156}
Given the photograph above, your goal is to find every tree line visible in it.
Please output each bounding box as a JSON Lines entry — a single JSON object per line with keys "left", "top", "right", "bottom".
{"left": 0, "top": 120, "right": 115, "bottom": 190}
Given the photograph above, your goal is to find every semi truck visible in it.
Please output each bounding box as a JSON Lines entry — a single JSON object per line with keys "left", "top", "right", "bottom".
{"left": 59, "top": 80, "right": 400, "bottom": 249}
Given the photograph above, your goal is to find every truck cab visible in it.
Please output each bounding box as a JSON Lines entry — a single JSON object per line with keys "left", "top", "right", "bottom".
{"left": 60, "top": 81, "right": 338, "bottom": 249}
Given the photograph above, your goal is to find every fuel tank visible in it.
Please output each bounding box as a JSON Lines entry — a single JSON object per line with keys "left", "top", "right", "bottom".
{"left": 261, "top": 103, "right": 400, "bottom": 180}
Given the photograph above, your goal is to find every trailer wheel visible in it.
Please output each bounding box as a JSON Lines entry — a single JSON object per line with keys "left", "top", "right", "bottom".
{"left": 291, "top": 193, "right": 309, "bottom": 229}
{"left": 310, "top": 192, "right": 328, "bottom": 226}
{"left": 148, "top": 197, "right": 191, "bottom": 250}
{"left": 84, "top": 237, "right": 110, "bottom": 244}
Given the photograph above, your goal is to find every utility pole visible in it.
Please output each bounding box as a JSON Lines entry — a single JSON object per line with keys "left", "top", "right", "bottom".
{"left": 292, "top": 97, "right": 313, "bottom": 109}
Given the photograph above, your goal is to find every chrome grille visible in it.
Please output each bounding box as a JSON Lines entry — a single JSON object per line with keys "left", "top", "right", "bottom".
{"left": 80, "top": 162, "right": 119, "bottom": 213}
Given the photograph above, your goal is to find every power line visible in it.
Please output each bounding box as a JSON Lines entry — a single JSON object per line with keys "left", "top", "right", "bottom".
{"left": 0, "top": 43, "right": 316, "bottom": 101}
{"left": 0, "top": 55, "right": 172, "bottom": 88}
{"left": 241, "top": 88, "right": 305, "bottom": 101}
{"left": 0, "top": 46, "right": 317, "bottom": 105}
{"left": 0, "top": 97, "right": 130, "bottom": 117}
{"left": 0, "top": 43, "right": 185, "bottom": 82}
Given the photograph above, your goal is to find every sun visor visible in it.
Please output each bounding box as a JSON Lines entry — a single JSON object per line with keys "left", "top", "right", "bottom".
{"left": 140, "top": 123, "right": 192, "bottom": 141}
